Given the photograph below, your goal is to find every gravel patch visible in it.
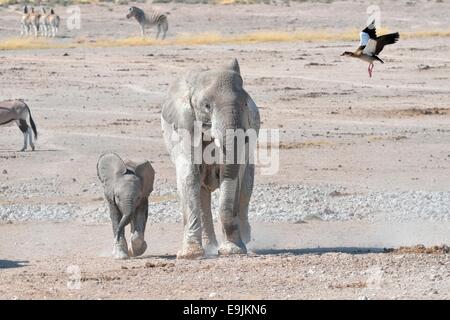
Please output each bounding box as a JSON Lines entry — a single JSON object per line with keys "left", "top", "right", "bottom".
{"left": 1, "top": 183, "right": 449, "bottom": 223}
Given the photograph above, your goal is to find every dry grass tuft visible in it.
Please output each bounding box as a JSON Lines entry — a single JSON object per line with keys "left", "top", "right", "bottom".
{"left": 92, "top": 28, "right": 450, "bottom": 47}
{"left": 2, "top": 28, "right": 450, "bottom": 51}
{"left": 0, "top": 38, "right": 65, "bottom": 50}
{"left": 92, "top": 37, "right": 161, "bottom": 47}
{"left": 403, "top": 30, "right": 450, "bottom": 39}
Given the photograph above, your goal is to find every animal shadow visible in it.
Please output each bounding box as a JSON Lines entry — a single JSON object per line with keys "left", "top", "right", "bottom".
{"left": 0, "top": 260, "right": 29, "bottom": 269}
{"left": 251, "top": 247, "right": 386, "bottom": 256}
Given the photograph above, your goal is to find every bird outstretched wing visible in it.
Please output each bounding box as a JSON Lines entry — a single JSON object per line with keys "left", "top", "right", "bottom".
{"left": 363, "top": 32, "right": 400, "bottom": 56}
{"left": 359, "top": 31, "right": 371, "bottom": 47}
{"left": 362, "top": 39, "right": 377, "bottom": 55}
{"left": 359, "top": 21, "right": 377, "bottom": 50}
{"left": 361, "top": 21, "right": 377, "bottom": 39}
{"left": 374, "top": 32, "right": 400, "bottom": 55}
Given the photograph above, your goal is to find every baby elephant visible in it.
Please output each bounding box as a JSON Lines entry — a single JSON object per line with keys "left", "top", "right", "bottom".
{"left": 97, "top": 153, "right": 155, "bottom": 259}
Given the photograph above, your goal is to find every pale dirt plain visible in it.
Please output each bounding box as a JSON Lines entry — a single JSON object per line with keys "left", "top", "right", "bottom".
{"left": 1, "top": 0, "right": 450, "bottom": 299}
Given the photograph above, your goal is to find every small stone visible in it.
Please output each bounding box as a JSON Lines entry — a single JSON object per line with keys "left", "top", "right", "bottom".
{"left": 2, "top": 170, "right": 7, "bottom": 174}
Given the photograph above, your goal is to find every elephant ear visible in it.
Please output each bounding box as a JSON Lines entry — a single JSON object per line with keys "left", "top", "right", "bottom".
{"left": 222, "top": 58, "right": 241, "bottom": 74}
{"left": 134, "top": 161, "right": 155, "bottom": 198}
{"left": 221, "top": 58, "right": 243, "bottom": 89}
{"left": 97, "top": 152, "right": 127, "bottom": 185}
{"left": 246, "top": 94, "right": 260, "bottom": 135}
{"left": 161, "top": 72, "right": 197, "bottom": 131}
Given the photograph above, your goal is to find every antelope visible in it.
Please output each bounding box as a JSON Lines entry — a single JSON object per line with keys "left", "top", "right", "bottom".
{"left": 0, "top": 100, "right": 38, "bottom": 151}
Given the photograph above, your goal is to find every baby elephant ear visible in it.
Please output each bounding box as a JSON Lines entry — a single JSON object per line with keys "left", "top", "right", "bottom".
{"left": 135, "top": 161, "right": 155, "bottom": 197}
{"left": 97, "top": 153, "right": 127, "bottom": 184}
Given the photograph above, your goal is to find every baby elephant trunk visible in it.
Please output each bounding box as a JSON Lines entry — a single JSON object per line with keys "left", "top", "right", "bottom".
{"left": 116, "top": 200, "right": 135, "bottom": 241}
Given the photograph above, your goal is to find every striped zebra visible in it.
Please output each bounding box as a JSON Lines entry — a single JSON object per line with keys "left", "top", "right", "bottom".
{"left": 126, "top": 6, "right": 169, "bottom": 40}
{"left": 28, "top": 7, "right": 41, "bottom": 37}
{"left": 39, "top": 7, "right": 49, "bottom": 36}
{"left": 39, "top": 8, "right": 59, "bottom": 37}
{"left": 20, "top": 5, "right": 30, "bottom": 36}
{"left": 45, "top": 9, "right": 60, "bottom": 37}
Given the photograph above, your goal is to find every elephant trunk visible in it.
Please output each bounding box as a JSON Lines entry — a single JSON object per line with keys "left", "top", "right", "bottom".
{"left": 116, "top": 200, "right": 135, "bottom": 238}
{"left": 215, "top": 108, "right": 245, "bottom": 245}
{"left": 212, "top": 104, "right": 244, "bottom": 163}
{"left": 219, "top": 162, "right": 241, "bottom": 241}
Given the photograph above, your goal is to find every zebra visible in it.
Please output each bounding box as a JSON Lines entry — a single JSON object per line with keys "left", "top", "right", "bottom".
{"left": 126, "top": 6, "right": 169, "bottom": 40}
{"left": 27, "top": 7, "right": 41, "bottom": 37}
{"left": 39, "top": 7, "right": 49, "bottom": 37}
{"left": 0, "top": 100, "right": 38, "bottom": 152}
{"left": 20, "top": 5, "right": 31, "bottom": 36}
{"left": 44, "top": 8, "right": 60, "bottom": 38}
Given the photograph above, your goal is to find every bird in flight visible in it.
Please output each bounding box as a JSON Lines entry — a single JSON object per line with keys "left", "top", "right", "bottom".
{"left": 341, "top": 21, "right": 400, "bottom": 77}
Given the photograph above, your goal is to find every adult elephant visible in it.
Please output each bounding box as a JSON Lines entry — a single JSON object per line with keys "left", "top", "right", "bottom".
{"left": 161, "top": 59, "right": 260, "bottom": 259}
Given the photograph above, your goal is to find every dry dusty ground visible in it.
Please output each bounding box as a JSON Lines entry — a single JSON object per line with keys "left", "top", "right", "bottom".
{"left": 1, "top": 221, "right": 450, "bottom": 299}
{"left": 1, "top": 1, "right": 450, "bottom": 299}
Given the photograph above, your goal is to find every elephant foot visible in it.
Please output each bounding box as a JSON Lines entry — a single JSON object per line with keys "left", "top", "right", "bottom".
{"left": 239, "top": 220, "right": 252, "bottom": 244}
{"left": 177, "top": 242, "right": 204, "bottom": 260}
{"left": 129, "top": 236, "right": 147, "bottom": 257}
{"left": 113, "top": 239, "right": 129, "bottom": 260}
{"left": 218, "top": 241, "right": 247, "bottom": 256}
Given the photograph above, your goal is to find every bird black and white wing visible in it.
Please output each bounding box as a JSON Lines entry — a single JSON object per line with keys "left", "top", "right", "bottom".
{"left": 363, "top": 32, "right": 399, "bottom": 56}
{"left": 361, "top": 21, "right": 377, "bottom": 39}
{"left": 374, "top": 33, "right": 400, "bottom": 55}
{"left": 362, "top": 39, "right": 377, "bottom": 55}
{"left": 359, "top": 21, "right": 377, "bottom": 50}
{"left": 359, "top": 31, "right": 370, "bottom": 47}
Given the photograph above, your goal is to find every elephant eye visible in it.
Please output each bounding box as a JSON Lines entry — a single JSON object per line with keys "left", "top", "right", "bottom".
{"left": 204, "top": 103, "right": 211, "bottom": 111}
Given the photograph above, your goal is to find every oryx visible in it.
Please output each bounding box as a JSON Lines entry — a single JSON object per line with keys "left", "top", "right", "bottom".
{"left": 0, "top": 100, "right": 38, "bottom": 151}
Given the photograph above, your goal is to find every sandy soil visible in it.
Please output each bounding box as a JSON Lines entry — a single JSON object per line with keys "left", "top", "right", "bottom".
{"left": 1, "top": 221, "right": 450, "bottom": 299}
{"left": 0, "top": 1, "right": 450, "bottom": 299}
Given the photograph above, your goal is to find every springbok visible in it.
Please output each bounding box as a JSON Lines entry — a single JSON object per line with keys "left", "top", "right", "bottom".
{"left": 0, "top": 100, "right": 38, "bottom": 151}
